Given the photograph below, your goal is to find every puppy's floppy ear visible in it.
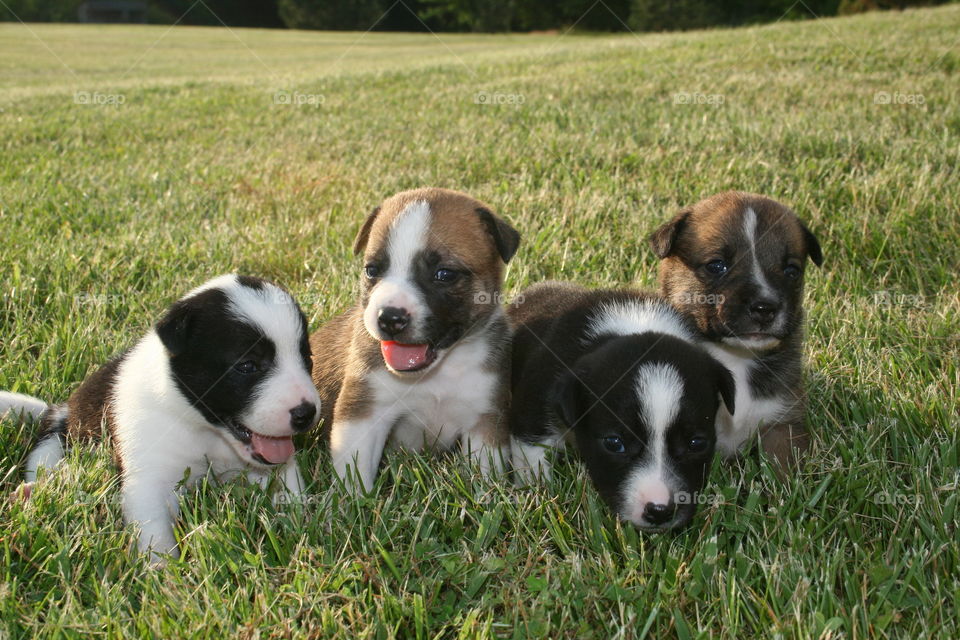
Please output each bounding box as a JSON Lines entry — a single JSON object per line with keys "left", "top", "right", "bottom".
{"left": 800, "top": 221, "right": 823, "bottom": 267}
{"left": 156, "top": 298, "right": 197, "bottom": 356}
{"left": 353, "top": 206, "right": 381, "bottom": 256}
{"left": 476, "top": 207, "right": 521, "bottom": 263}
{"left": 713, "top": 361, "right": 736, "bottom": 416}
{"left": 648, "top": 208, "right": 691, "bottom": 259}
{"left": 548, "top": 368, "right": 582, "bottom": 428}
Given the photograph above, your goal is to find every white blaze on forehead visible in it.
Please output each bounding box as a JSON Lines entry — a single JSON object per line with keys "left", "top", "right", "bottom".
{"left": 742, "top": 207, "right": 777, "bottom": 298}
{"left": 223, "top": 280, "right": 305, "bottom": 358}
{"left": 363, "top": 200, "right": 432, "bottom": 340}
{"left": 621, "top": 362, "right": 684, "bottom": 524}
{"left": 386, "top": 199, "right": 432, "bottom": 280}
{"left": 586, "top": 299, "right": 693, "bottom": 342}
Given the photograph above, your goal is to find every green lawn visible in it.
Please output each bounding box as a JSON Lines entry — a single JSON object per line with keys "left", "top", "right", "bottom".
{"left": 1, "top": 5, "right": 958, "bottom": 638}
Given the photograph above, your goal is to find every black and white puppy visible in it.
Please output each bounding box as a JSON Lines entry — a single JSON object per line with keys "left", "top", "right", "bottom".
{"left": 649, "top": 191, "right": 822, "bottom": 469}
{"left": 0, "top": 274, "right": 320, "bottom": 562}
{"left": 311, "top": 188, "right": 520, "bottom": 493}
{"left": 509, "top": 282, "right": 735, "bottom": 530}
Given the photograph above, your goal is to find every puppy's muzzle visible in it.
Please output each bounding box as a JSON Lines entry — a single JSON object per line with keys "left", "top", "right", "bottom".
{"left": 289, "top": 401, "right": 317, "bottom": 432}
{"left": 642, "top": 501, "right": 677, "bottom": 526}
{"left": 748, "top": 298, "right": 781, "bottom": 327}
{"left": 378, "top": 306, "right": 410, "bottom": 338}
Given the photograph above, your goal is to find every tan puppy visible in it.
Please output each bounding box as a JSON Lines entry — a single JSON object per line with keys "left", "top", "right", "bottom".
{"left": 649, "top": 191, "right": 822, "bottom": 469}
{"left": 311, "top": 188, "right": 520, "bottom": 492}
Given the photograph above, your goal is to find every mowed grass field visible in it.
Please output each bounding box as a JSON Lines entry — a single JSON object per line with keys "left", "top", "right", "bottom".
{"left": 1, "top": 5, "right": 958, "bottom": 638}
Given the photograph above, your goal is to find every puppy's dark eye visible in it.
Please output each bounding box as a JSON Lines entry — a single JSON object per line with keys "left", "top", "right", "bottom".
{"left": 364, "top": 265, "right": 381, "bottom": 279}
{"left": 434, "top": 268, "right": 459, "bottom": 283}
{"left": 783, "top": 265, "right": 801, "bottom": 279}
{"left": 688, "top": 436, "right": 710, "bottom": 453}
{"left": 602, "top": 435, "right": 626, "bottom": 454}
{"left": 705, "top": 260, "right": 728, "bottom": 276}
{"left": 234, "top": 361, "right": 260, "bottom": 375}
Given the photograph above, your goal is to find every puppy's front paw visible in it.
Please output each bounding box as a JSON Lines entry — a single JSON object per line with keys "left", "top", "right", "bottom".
{"left": 11, "top": 481, "right": 35, "bottom": 502}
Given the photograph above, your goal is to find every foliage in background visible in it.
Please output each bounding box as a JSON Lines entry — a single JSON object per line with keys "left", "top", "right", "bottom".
{"left": 276, "top": 0, "right": 389, "bottom": 31}
{"left": 0, "top": 0, "right": 954, "bottom": 30}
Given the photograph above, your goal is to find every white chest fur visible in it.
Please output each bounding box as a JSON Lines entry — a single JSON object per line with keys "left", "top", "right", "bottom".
{"left": 372, "top": 336, "right": 498, "bottom": 451}
{"left": 705, "top": 343, "right": 788, "bottom": 456}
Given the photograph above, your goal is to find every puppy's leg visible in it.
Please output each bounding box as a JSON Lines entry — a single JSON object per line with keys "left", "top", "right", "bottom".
{"left": 121, "top": 471, "right": 182, "bottom": 564}
{"left": 511, "top": 436, "right": 556, "bottom": 485}
{"left": 759, "top": 420, "right": 810, "bottom": 474}
{"left": 330, "top": 414, "right": 395, "bottom": 494}
{"left": 464, "top": 412, "right": 509, "bottom": 477}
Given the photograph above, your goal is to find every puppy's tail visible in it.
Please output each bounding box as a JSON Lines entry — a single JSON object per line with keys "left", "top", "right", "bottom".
{"left": 0, "top": 391, "right": 48, "bottom": 422}
{"left": 0, "top": 391, "right": 67, "bottom": 485}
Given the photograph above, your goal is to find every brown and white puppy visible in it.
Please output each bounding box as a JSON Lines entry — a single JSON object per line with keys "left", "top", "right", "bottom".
{"left": 649, "top": 191, "right": 822, "bottom": 469}
{"left": 311, "top": 188, "right": 520, "bottom": 492}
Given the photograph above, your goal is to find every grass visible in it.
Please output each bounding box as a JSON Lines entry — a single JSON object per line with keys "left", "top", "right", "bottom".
{"left": 1, "top": 5, "right": 958, "bottom": 638}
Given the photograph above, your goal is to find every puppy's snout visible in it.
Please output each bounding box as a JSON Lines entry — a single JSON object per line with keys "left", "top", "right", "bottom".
{"left": 642, "top": 502, "right": 676, "bottom": 526}
{"left": 289, "top": 401, "right": 317, "bottom": 432}
{"left": 749, "top": 298, "right": 781, "bottom": 325}
{"left": 378, "top": 306, "right": 410, "bottom": 337}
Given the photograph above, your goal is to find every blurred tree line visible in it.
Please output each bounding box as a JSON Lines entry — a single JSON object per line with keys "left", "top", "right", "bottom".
{"left": 1, "top": 0, "right": 953, "bottom": 30}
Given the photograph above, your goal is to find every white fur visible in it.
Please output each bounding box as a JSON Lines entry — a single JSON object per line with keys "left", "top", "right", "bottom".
{"left": 510, "top": 435, "right": 560, "bottom": 485}
{"left": 24, "top": 428, "right": 65, "bottom": 484}
{"left": 0, "top": 391, "right": 48, "bottom": 422}
{"left": 620, "top": 363, "right": 684, "bottom": 528}
{"left": 742, "top": 207, "right": 777, "bottom": 301}
{"left": 331, "top": 315, "right": 505, "bottom": 493}
{"left": 362, "top": 200, "right": 432, "bottom": 343}
{"left": 586, "top": 299, "right": 693, "bottom": 342}
{"left": 19, "top": 275, "right": 317, "bottom": 563}
{"left": 705, "top": 341, "right": 789, "bottom": 456}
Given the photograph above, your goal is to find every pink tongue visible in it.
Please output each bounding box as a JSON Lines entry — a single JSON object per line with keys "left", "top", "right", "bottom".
{"left": 381, "top": 341, "right": 431, "bottom": 371}
{"left": 250, "top": 433, "right": 295, "bottom": 464}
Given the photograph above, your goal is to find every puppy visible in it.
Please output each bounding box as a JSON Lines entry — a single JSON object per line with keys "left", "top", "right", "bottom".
{"left": 649, "top": 191, "right": 822, "bottom": 469}
{"left": 311, "top": 188, "right": 520, "bottom": 492}
{"left": 509, "top": 282, "right": 735, "bottom": 530}
{"left": 0, "top": 275, "right": 320, "bottom": 561}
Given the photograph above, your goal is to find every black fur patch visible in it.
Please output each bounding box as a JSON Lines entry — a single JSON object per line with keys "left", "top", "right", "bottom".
{"left": 237, "top": 275, "right": 266, "bottom": 291}
{"left": 476, "top": 207, "right": 521, "bottom": 263}
{"left": 510, "top": 283, "right": 732, "bottom": 528}
{"left": 159, "top": 289, "right": 277, "bottom": 429}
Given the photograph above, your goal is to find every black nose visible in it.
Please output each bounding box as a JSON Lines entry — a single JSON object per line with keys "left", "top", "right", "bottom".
{"left": 643, "top": 502, "right": 676, "bottom": 526}
{"left": 749, "top": 299, "right": 781, "bottom": 325}
{"left": 289, "top": 401, "right": 317, "bottom": 432}
{"left": 377, "top": 306, "right": 410, "bottom": 337}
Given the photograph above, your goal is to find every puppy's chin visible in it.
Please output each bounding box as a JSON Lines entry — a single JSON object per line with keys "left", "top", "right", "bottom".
{"left": 720, "top": 334, "right": 782, "bottom": 352}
